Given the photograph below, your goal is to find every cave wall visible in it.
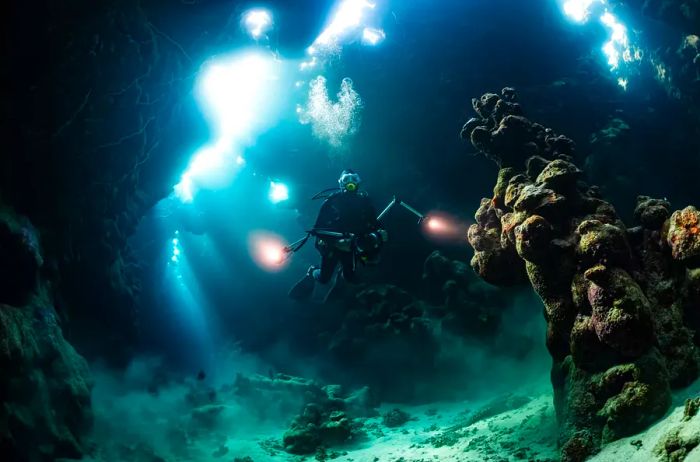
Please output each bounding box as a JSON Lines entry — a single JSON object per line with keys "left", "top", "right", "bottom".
{"left": 1, "top": 1, "right": 206, "bottom": 460}
{"left": 2, "top": 1, "right": 203, "bottom": 363}
{"left": 624, "top": 0, "right": 699, "bottom": 33}
{"left": 0, "top": 209, "right": 93, "bottom": 461}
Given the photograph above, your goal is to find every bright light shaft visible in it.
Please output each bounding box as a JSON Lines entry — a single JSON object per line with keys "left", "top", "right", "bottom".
{"left": 248, "top": 231, "right": 288, "bottom": 271}
{"left": 600, "top": 11, "right": 639, "bottom": 71}
{"left": 315, "top": 0, "right": 375, "bottom": 47}
{"left": 559, "top": 1, "right": 641, "bottom": 88}
{"left": 362, "top": 27, "right": 385, "bottom": 46}
{"left": 163, "top": 230, "right": 213, "bottom": 358}
{"left": 563, "top": 0, "right": 604, "bottom": 23}
{"left": 174, "top": 51, "right": 281, "bottom": 202}
{"left": 170, "top": 231, "right": 182, "bottom": 264}
{"left": 243, "top": 9, "right": 273, "bottom": 39}
{"left": 299, "top": 0, "right": 383, "bottom": 70}
{"left": 269, "top": 181, "right": 289, "bottom": 203}
{"left": 175, "top": 140, "right": 243, "bottom": 203}
{"left": 175, "top": 175, "right": 195, "bottom": 203}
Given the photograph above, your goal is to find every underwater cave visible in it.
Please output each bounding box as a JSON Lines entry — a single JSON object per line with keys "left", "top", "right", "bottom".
{"left": 2, "top": 0, "right": 700, "bottom": 461}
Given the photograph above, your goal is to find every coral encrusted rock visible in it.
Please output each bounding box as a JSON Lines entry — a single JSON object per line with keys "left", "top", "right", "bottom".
{"left": 275, "top": 375, "right": 373, "bottom": 455}
{"left": 461, "top": 87, "right": 700, "bottom": 461}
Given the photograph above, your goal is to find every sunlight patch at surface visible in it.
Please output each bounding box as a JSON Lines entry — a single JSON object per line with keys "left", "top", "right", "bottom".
{"left": 197, "top": 52, "right": 279, "bottom": 140}
{"left": 563, "top": 0, "right": 603, "bottom": 23}
{"left": 313, "top": 0, "right": 376, "bottom": 50}
{"left": 243, "top": 9, "right": 273, "bottom": 40}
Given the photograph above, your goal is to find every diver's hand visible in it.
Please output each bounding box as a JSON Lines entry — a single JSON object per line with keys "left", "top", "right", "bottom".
{"left": 362, "top": 230, "right": 387, "bottom": 250}
{"left": 336, "top": 238, "right": 353, "bottom": 252}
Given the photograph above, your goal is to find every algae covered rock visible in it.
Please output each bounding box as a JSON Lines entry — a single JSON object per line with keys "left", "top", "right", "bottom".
{"left": 560, "top": 430, "right": 596, "bottom": 462}
{"left": 283, "top": 421, "right": 321, "bottom": 455}
{"left": 283, "top": 405, "right": 359, "bottom": 455}
{"left": 468, "top": 198, "right": 527, "bottom": 286}
{"left": 0, "top": 211, "right": 92, "bottom": 461}
{"left": 667, "top": 206, "right": 700, "bottom": 264}
{"left": 654, "top": 427, "right": 700, "bottom": 462}
{"left": 513, "top": 183, "right": 566, "bottom": 216}
{"left": 634, "top": 195, "right": 672, "bottom": 230}
{"left": 535, "top": 159, "right": 582, "bottom": 192}
{"left": 595, "top": 352, "right": 671, "bottom": 442}
{"left": 515, "top": 214, "right": 553, "bottom": 263}
{"left": 277, "top": 377, "right": 374, "bottom": 455}
{"left": 684, "top": 398, "right": 700, "bottom": 421}
{"left": 576, "top": 220, "right": 631, "bottom": 269}
{"left": 584, "top": 265, "right": 654, "bottom": 357}
{"left": 1, "top": 303, "right": 93, "bottom": 460}
{"left": 382, "top": 408, "right": 411, "bottom": 428}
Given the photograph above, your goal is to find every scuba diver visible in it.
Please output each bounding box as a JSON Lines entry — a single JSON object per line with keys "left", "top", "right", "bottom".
{"left": 288, "top": 170, "right": 388, "bottom": 300}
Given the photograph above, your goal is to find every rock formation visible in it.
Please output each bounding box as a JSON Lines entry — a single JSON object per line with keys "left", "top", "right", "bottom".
{"left": 1, "top": 3, "right": 205, "bottom": 459}
{"left": 461, "top": 87, "right": 700, "bottom": 461}
{"left": 235, "top": 373, "right": 376, "bottom": 456}
{"left": 0, "top": 209, "right": 93, "bottom": 461}
{"left": 2, "top": 0, "right": 202, "bottom": 364}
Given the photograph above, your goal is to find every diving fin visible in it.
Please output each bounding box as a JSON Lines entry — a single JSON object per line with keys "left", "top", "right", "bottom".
{"left": 289, "top": 272, "right": 316, "bottom": 301}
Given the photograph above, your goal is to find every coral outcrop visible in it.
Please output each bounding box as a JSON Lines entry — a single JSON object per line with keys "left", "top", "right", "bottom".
{"left": 461, "top": 87, "right": 700, "bottom": 460}
{"left": 0, "top": 209, "right": 93, "bottom": 461}
{"left": 381, "top": 408, "right": 412, "bottom": 428}
{"left": 236, "top": 374, "right": 375, "bottom": 456}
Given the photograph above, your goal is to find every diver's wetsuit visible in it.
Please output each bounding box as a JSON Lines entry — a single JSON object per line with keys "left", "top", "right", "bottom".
{"left": 313, "top": 191, "right": 380, "bottom": 283}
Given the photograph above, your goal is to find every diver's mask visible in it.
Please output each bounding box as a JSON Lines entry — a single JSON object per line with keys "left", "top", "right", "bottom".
{"left": 339, "top": 171, "right": 362, "bottom": 193}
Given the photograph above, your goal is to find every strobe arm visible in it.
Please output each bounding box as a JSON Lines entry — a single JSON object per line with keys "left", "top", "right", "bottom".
{"left": 282, "top": 233, "right": 312, "bottom": 257}
{"left": 377, "top": 196, "right": 426, "bottom": 223}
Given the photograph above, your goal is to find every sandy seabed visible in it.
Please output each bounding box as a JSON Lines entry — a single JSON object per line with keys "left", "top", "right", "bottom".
{"left": 227, "top": 383, "right": 700, "bottom": 462}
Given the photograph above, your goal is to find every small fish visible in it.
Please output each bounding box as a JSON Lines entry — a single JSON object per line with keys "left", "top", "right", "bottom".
{"left": 197, "top": 370, "right": 206, "bottom": 381}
